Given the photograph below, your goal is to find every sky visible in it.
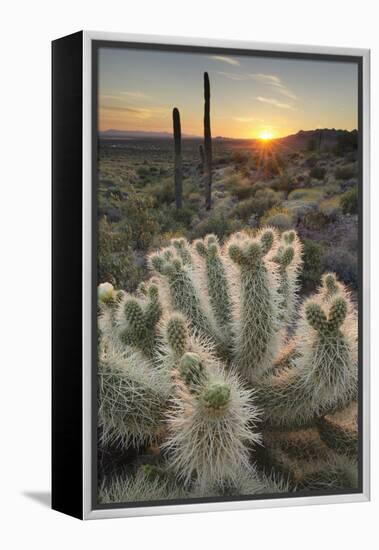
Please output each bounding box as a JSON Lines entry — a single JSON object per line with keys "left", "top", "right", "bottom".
{"left": 98, "top": 46, "right": 358, "bottom": 139}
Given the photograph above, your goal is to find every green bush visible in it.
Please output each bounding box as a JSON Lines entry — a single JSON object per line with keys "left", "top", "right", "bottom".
{"left": 288, "top": 188, "right": 324, "bottom": 202}
{"left": 340, "top": 187, "right": 358, "bottom": 215}
{"left": 318, "top": 197, "right": 342, "bottom": 219}
{"left": 224, "top": 173, "right": 255, "bottom": 200}
{"left": 300, "top": 239, "right": 322, "bottom": 291}
{"left": 302, "top": 210, "right": 329, "bottom": 230}
{"left": 322, "top": 248, "right": 358, "bottom": 288}
{"left": 190, "top": 211, "right": 242, "bottom": 240}
{"left": 261, "top": 206, "right": 294, "bottom": 230}
{"left": 146, "top": 178, "right": 175, "bottom": 205}
{"left": 231, "top": 150, "right": 251, "bottom": 166}
{"left": 233, "top": 188, "right": 280, "bottom": 221}
{"left": 97, "top": 216, "right": 142, "bottom": 291}
{"left": 334, "top": 164, "right": 357, "bottom": 181}
{"left": 309, "top": 165, "right": 326, "bottom": 180}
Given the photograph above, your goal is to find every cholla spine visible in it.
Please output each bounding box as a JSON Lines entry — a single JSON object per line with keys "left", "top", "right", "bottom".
{"left": 257, "top": 293, "right": 357, "bottom": 427}
{"left": 227, "top": 232, "right": 282, "bottom": 382}
{"left": 98, "top": 345, "right": 172, "bottom": 447}
{"left": 194, "top": 234, "right": 233, "bottom": 339}
{"left": 149, "top": 247, "right": 219, "bottom": 345}
{"left": 163, "top": 364, "right": 260, "bottom": 490}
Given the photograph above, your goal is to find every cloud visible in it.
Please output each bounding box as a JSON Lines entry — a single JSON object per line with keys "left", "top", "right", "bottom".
{"left": 100, "top": 105, "right": 156, "bottom": 119}
{"left": 209, "top": 55, "right": 240, "bottom": 66}
{"left": 120, "top": 91, "right": 151, "bottom": 99}
{"left": 218, "top": 71, "right": 298, "bottom": 101}
{"left": 233, "top": 116, "right": 262, "bottom": 123}
{"left": 250, "top": 73, "right": 298, "bottom": 100}
{"left": 217, "top": 71, "right": 247, "bottom": 80}
{"left": 255, "top": 97, "right": 296, "bottom": 110}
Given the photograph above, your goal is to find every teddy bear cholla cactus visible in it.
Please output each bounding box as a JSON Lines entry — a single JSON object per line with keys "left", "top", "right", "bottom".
{"left": 97, "top": 229, "right": 358, "bottom": 502}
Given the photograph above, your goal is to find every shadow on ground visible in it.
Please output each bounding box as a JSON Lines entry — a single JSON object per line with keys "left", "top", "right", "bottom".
{"left": 23, "top": 491, "right": 51, "bottom": 508}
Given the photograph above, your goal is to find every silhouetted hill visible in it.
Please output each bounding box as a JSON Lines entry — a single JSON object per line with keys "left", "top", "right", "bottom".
{"left": 276, "top": 129, "right": 358, "bottom": 151}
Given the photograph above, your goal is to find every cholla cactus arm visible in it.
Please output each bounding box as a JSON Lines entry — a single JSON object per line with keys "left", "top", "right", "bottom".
{"left": 171, "top": 238, "right": 193, "bottom": 266}
{"left": 163, "top": 365, "right": 261, "bottom": 490}
{"left": 257, "top": 294, "right": 357, "bottom": 427}
{"left": 178, "top": 352, "right": 207, "bottom": 392}
{"left": 191, "top": 465, "right": 291, "bottom": 497}
{"left": 117, "top": 283, "right": 163, "bottom": 357}
{"left": 227, "top": 237, "right": 282, "bottom": 383}
{"left": 258, "top": 227, "right": 277, "bottom": 255}
{"left": 273, "top": 245, "right": 296, "bottom": 323}
{"left": 149, "top": 249, "right": 219, "bottom": 346}
{"left": 166, "top": 313, "right": 188, "bottom": 357}
{"left": 144, "top": 284, "right": 162, "bottom": 329}
{"left": 194, "top": 235, "right": 233, "bottom": 339}
{"left": 99, "top": 466, "right": 186, "bottom": 504}
{"left": 98, "top": 346, "right": 172, "bottom": 448}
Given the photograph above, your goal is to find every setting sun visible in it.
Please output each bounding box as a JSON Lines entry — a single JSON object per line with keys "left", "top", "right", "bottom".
{"left": 258, "top": 130, "right": 274, "bottom": 141}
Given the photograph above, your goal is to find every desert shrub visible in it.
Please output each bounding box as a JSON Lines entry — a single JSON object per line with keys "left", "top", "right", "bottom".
{"left": 261, "top": 206, "right": 294, "bottom": 230}
{"left": 340, "top": 187, "right": 358, "bottom": 215}
{"left": 289, "top": 188, "right": 324, "bottom": 202}
{"left": 224, "top": 173, "right": 255, "bottom": 200}
{"left": 265, "top": 157, "right": 283, "bottom": 176}
{"left": 303, "top": 210, "right": 330, "bottom": 230}
{"left": 300, "top": 238, "right": 322, "bottom": 291}
{"left": 191, "top": 211, "right": 242, "bottom": 240}
{"left": 231, "top": 150, "right": 251, "bottom": 166}
{"left": 98, "top": 216, "right": 142, "bottom": 291}
{"left": 234, "top": 189, "right": 281, "bottom": 221}
{"left": 309, "top": 165, "right": 326, "bottom": 180}
{"left": 322, "top": 248, "right": 358, "bottom": 287}
{"left": 319, "top": 197, "right": 342, "bottom": 219}
{"left": 334, "top": 164, "right": 357, "bottom": 181}
{"left": 146, "top": 178, "right": 175, "bottom": 205}
{"left": 325, "top": 182, "right": 341, "bottom": 196}
{"left": 137, "top": 165, "right": 150, "bottom": 178}
{"left": 271, "top": 174, "right": 295, "bottom": 198}
{"left": 155, "top": 204, "right": 195, "bottom": 234}
{"left": 123, "top": 192, "right": 158, "bottom": 250}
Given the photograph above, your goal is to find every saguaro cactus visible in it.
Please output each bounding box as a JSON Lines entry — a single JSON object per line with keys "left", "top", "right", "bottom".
{"left": 203, "top": 72, "right": 212, "bottom": 210}
{"left": 173, "top": 107, "right": 183, "bottom": 209}
{"left": 199, "top": 144, "right": 205, "bottom": 173}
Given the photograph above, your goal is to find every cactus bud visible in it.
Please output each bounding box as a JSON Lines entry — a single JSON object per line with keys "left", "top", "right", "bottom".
{"left": 195, "top": 241, "right": 207, "bottom": 257}
{"left": 323, "top": 273, "right": 338, "bottom": 296}
{"left": 179, "top": 352, "right": 205, "bottom": 390}
{"left": 166, "top": 314, "right": 188, "bottom": 356}
{"left": 228, "top": 244, "right": 244, "bottom": 265}
{"left": 260, "top": 229, "right": 274, "bottom": 254}
{"left": 306, "top": 302, "right": 327, "bottom": 332}
{"left": 328, "top": 297, "right": 347, "bottom": 332}
{"left": 202, "top": 382, "right": 231, "bottom": 410}
{"left": 123, "top": 300, "right": 146, "bottom": 341}
{"left": 283, "top": 230, "right": 295, "bottom": 244}
{"left": 98, "top": 282, "right": 116, "bottom": 304}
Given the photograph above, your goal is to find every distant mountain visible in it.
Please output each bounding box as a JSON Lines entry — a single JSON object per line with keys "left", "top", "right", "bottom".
{"left": 276, "top": 129, "right": 357, "bottom": 151}
{"left": 100, "top": 129, "right": 201, "bottom": 140}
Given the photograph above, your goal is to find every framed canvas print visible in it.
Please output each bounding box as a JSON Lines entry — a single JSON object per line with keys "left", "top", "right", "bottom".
{"left": 52, "top": 31, "right": 370, "bottom": 520}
